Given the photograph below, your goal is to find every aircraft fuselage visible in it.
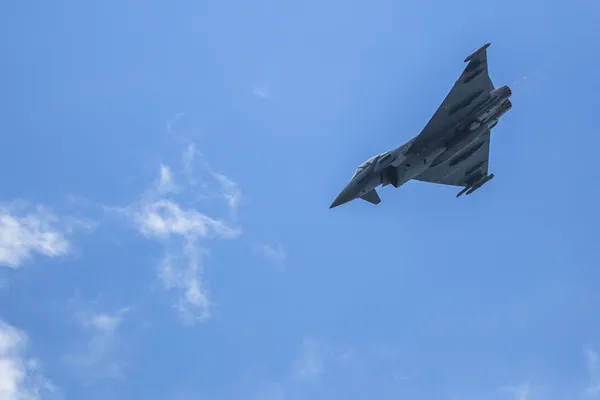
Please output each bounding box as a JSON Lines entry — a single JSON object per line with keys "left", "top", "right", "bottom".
{"left": 330, "top": 87, "right": 512, "bottom": 208}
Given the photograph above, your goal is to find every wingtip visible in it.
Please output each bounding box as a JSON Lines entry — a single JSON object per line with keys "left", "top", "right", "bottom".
{"left": 464, "top": 42, "right": 491, "bottom": 63}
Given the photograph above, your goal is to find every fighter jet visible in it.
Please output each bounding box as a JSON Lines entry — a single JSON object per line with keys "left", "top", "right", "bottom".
{"left": 330, "top": 43, "right": 512, "bottom": 209}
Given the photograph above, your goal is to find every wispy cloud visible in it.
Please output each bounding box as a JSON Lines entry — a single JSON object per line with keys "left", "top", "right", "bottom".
{"left": 166, "top": 112, "right": 187, "bottom": 135}
{"left": 586, "top": 346, "right": 600, "bottom": 396}
{"left": 495, "top": 348, "right": 600, "bottom": 400}
{"left": 213, "top": 173, "right": 242, "bottom": 216}
{"left": 156, "top": 164, "right": 178, "bottom": 195}
{"left": 79, "top": 307, "right": 130, "bottom": 337}
{"left": 65, "top": 303, "right": 132, "bottom": 382}
{"left": 0, "top": 319, "right": 59, "bottom": 400}
{"left": 158, "top": 240, "right": 212, "bottom": 323}
{"left": 252, "top": 83, "right": 272, "bottom": 99}
{"left": 252, "top": 242, "right": 286, "bottom": 270}
{"left": 115, "top": 142, "right": 242, "bottom": 323}
{"left": 500, "top": 382, "right": 532, "bottom": 400}
{"left": 251, "top": 337, "right": 361, "bottom": 400}
{"left": 291, "top": 337, "right": 366, "bottom": 383}
{"left": 0, "top": 200, "right": 89, "bottom": 269}
{"left": 181, "top": 143, "right": 242, "bottom": 215}
{"left": 135, "top": 198, "right": 239, "bottom": 240}
{"left": 291, "top": 337, "right": 331, "bottom": 383}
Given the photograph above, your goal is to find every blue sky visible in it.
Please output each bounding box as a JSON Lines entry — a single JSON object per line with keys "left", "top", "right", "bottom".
{"left": 1, "top": 0, "right": 600, "bottom": 399}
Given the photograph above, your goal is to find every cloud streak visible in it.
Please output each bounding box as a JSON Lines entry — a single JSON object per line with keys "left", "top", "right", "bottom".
{"left": 0, "top": 319, "right": 59, "bottom": 400}
{"left": 252, "top": 83, "right": 272, "bottom": 99}
{"left": 0, "top": 200, "right": 93, "bottom": 269}
{"left": 135, "top": 199, "right": 239, "bottom": 240}
{"left": 252, "top": 336, "right": 362, "bottom": 400}
{"left": 252, "top": 242, "right": 286, "bottom": 270}
{"left": 500, "top": 382, "right": 532, "bottom": 400}
{"left": 586, "top": 346, "right": 600, "bottom": 397}
{"left": 158, "top": 240, "right": 212, "bottom": 323}
{"left": 181, "top": 143, "right": 242, "bottom": 215}
{"left": 65, "top": 303, "right": 132, "bottom": 382}
{"left": 115, "top": 142, "right": 242, "bottom": 323}
{"left": 291, "top": 337, "right": 330, "bottom": 383}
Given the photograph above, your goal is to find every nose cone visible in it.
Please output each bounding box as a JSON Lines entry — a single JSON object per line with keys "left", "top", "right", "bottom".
{"left": 329, "top": 186, "right": 355, "bottom": 209}
{"left": 329, "top": 195, "right": 346, "bottom": 209}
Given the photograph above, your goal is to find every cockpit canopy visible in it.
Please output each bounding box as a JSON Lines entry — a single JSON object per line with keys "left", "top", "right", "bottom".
{"left": 351, "top": 152, "right": 389, "bottom": 179}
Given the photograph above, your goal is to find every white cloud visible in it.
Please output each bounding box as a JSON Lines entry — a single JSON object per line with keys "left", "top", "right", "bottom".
{"left": 586, "top": 347, "right": 598, "bottom": 366}
{"left": 158, "top": 240, "right": 212, "bottom": 323}
{"left": 290, "top": 337, "right": 359, "bottom": 384}
{"left": 500, "top": 383, "right": 532, "bottom": 400}
{"left": 213, "top": 173, "right": 242, "bottom": 216}
{"left": 252, "top": 242, "right": 286, "bottom": 269}
{"left": 586, "top": 346, "right": 600, "bottom": 397}
{"left": 291, "top": 337, "right": 330, "bottom": 383}
{"left": 166, "top": 112, "right": 186, "bottom": 135}
{"left": 0, "top": 320, "right": 59, "bottom": 400}
{"left": 0, "top": 202, "right": 73, "bottom": 268}
{"left": 181, "top": 143, "right": 242, "bottom": 215}
{"left": 337, "top": 350, "right": 361, "bottom": 369}
{"left": 80, "top": 308, "right": 130, "bottom": 336}
{"left": 117, "top": 142, "right": 242, "bottom": 323}
{"left": 253, "top": 83, "right": 272, "bottom": 99}
{"left": 182, "top": 143, "right": 196, "bottom": 177}
{"left": 495, "top": 349, "right": 600, "bottom": 400}
{"left": 135, "top": 199, "right": 240, "bottom": 240}
{"left": 65, "top": 305, "right": 131, "bottom": 382}
{"left": 156, "top": 165, "right": 177, "bottom": 195}
{"left": 250, "top": 337, "right": 361, "bottom": 400}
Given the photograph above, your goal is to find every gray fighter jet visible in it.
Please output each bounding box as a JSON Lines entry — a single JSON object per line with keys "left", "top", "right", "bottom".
{"left": 330, "top": 43, "right": 512, "bottom": 209}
